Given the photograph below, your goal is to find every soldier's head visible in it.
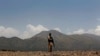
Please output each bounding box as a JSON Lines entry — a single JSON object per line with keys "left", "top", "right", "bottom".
{"left": 49, "top": 33, "right": 51, "bottom": 36}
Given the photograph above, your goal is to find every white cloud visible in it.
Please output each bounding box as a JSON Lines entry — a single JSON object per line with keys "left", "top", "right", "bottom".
{"left": 0, "top": 26, "right": 19, "bottom": 37}
{"left": 85, "top": 26, "right": 100, "bottom": 35}
{"left": 94, "top": 26, "right": 100, "bottom": 35}
{"left": 67, "top": 29, "right": 85, "bottom": 35}
{"left": 54, "top": 28, "right": 61, "bottom": 32}
{"left": 1, "top": 24, "right": 100, "bottom": 39}
{"left": 72, "top": 29, "right": 85, "bottom": 34}
{"left": 67, "top": 25, "right": 100, "bottom": 36}
{"left": 0, "top": 24, "right": 62, "bottom": 39}
{"left": 19, "top": 24, "right": 49, "bottom": 39}
{"left": 27, "top": 24, "right": 49, "bottom": 32}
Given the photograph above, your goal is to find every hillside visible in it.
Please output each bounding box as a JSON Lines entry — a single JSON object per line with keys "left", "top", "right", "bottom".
{"left": 0, "top": 30, "right": 100, "bottom": 51}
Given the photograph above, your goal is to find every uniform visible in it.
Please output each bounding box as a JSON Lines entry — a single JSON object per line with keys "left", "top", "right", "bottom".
{"left": 48, "top": 33, "right": 54, "bottom": 52}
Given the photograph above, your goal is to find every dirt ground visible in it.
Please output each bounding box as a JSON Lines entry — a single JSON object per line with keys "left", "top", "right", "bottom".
{"left": 0, "top": 51, "right": 100, "bottom": 56}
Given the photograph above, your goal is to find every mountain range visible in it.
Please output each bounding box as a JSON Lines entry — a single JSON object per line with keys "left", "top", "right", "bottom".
{"left": 0, "top": 30, "right": 100, "bottom": 51}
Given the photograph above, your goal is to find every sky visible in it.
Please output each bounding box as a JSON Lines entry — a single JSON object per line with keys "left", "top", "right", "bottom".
{"left": 0, "top": 0, "right": 100, "bottom": 39}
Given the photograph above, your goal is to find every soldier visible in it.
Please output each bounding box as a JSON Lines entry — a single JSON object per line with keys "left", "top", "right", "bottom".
{"left": 48, "top": 33, "right": 55, "bottom": 52}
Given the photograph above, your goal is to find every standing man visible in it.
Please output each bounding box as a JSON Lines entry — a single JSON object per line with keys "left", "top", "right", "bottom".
{"left": 48, "top": 33, "right": 55, "bottom": 52}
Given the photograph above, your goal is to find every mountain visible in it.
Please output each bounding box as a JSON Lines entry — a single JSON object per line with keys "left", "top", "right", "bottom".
{"left": 0, "top": 30, "right": 100, "bottom": 51}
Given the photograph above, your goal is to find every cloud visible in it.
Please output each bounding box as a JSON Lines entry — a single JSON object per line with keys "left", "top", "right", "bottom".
{"left": 72, "top": 29, "right": 85, "bottom": 34}
{"left": 54, "top": 28, "right": 61, "bottom": 32}
{"left": 67, "top": 29, "right": 85, "bottom": 35}
{"left": 27, "top": 24, "right": 49, "bottom": 32}
{"left": 20, "top": 24, "right": 62, "bottom": 39}
{"left": 19, "top": 24, "right": 49, "bottom": 39}
{"left": 1, "top": 24, "right": 100, "bottom": 39}
{"left": 0, "top": 24, "right": 62, "bottom": 39}
{"left": 67, "top": 25, "right": 100, "bottom": 36}
{"left": 94, "top": 26, "right": 100, "bottom": 35}
{"left": 0, "top": 26, "right": 19, "bottom": 37}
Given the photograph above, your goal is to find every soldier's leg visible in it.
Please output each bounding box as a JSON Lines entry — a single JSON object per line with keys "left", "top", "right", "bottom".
{"left": 48, "top": 44, "right": 50, "bottom": 52}
{"left": 50, "top": 45, "right": 52, "bottom": 52}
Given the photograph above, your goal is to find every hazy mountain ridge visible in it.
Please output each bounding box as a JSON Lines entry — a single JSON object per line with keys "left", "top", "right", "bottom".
{"left": 0, "top": 30, "right": 100, "bottom": 51}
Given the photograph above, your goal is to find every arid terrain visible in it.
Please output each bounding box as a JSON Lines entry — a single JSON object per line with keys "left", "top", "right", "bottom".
{"left": 0, "top": 51, "right": 100, "bottom": 56}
